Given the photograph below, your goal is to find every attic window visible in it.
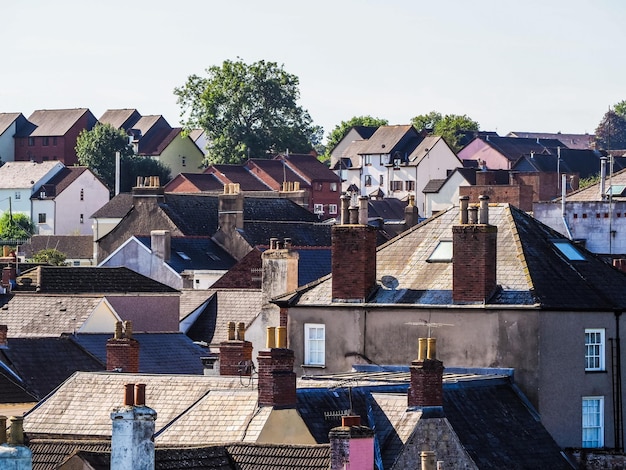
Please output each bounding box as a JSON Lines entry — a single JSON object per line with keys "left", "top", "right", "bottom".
{"left": 177, "top": 251, "right": 191, "bottom": 261}
{"left": 552, "top": 240, "right": 586, "bottom": 261}
{"left": 427, "top": 240, "right": 453, "bottom": 262}
{"left": 606, "top": 185, "right": 626, "bottom": 197}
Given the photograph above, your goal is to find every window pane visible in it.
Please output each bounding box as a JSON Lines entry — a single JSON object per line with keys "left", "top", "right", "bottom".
{"left": 582, "top": 397, "right": 603, "bottom": 448}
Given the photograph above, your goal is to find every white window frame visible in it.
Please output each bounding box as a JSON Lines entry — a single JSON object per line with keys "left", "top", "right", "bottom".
{"left": 314, "top": 204, "right": 324, "bottom": 215}
{"left": 329, "top": 204, "right": 338, "bottom": 215}
{"left": 582, "top": 396, "right": 604, "bottom": 448}
{"left": 304, "top": 323, "right": 325, "bottom": 366}
{"left": 14, "top": 191, "right": 21, "bottom": 200}
{"left": 585, "top": 328, "right": 605, "bottom": 371}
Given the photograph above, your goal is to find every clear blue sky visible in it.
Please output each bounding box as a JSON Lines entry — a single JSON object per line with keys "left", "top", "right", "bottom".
{"left": 2, "top": 0, "right": 624, "bottom": 143}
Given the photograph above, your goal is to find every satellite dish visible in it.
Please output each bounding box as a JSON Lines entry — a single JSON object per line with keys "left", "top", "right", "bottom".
{"left": 380, "top": 275, "right": 399, "bottom": 289}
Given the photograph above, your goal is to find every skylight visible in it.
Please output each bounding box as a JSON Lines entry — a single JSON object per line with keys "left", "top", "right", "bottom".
{"left": 606, "top": 185, "right": 626, "bottom": 197}
{"left": 176, "top": 251, "right": 191, "bottom": 261}
{"left": 427, "top": 240, "right": 453, "bottom": 262}
{"left": 552, "top": 240, "right": 586, "bottom": 261}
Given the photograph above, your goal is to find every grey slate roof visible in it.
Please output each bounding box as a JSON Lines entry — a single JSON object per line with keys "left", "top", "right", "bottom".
{"left": 225, "top": 442, "right": 330, "bottom": 470}
{"left": 474, "top": 136, "right": 566, "bottom": 163}
{"left": 422, "top": 178, "right": 447, "bottom": 194}
{"left": 512, "top": 149, "right": 626, "bottom": 179}
{"left": 240, "top": 221, "right": 331, "bottom": 247}
{"left": 368, "top": 198, "right": 407, "bottom": 221}
{"left": 285, "top": 203, "right": 626, "bottom": 310}
{"left": 0, "top": 368, "right": 38, "bottom": 403}
{"left": 21, "top": 235, "right": 94, "bottom": 260}
{"left": 29, "top": 439, "right": 111, "bottom": 470}
{"left": 24, "top": 108, "right": 95, "bottom": 137}
{"left": 90, "top": 192, "right": 134, "bottom": 218}
{"left": 69, "top": 332, "right": 207, "bottom": 375}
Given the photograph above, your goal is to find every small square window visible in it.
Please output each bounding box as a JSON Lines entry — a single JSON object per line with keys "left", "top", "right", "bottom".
{"left": 365, "top": 176, "right": 372, "bottom": 187}
{"left": 73, "top": 261, "right": 80, "bottom": 266}
{"left": 406, "top": 181, "right": 415, "bottom": 191}
{"left": 329, "top": 204, "right": 338, "bottom": 215}
{"left": 314, "top": 204, "right": 324, "bottom": 215}
{"left": 38, "top": 213, "right": 46, "bottom": 224}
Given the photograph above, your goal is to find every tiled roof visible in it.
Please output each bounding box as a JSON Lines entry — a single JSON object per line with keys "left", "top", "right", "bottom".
{"left": 26, "top": 109, "right": 92, "bottom": 137}
{"left": 69, "top": 332, "right": 207, "bottom": 375}
{"left": 479, "top": 136, "right": 565, "bottom": 162}
{"left": 210, "top": 249, "right": 263, "bottom": 290}
{"left": 357, "top": 125, "right": 417, "bottom": 155}
{"left": 21, "top": 235, "right": 94, "bottom": 260}
{"left": 29, "top": 439, "right": 111, "bottom": 470}
{"left": 0, "top": 161, "right": 63, "bottom": 189}
{"left": 0, "top": 336, "right": 104, "bottom": 399}
{"left": 90, "top": 192, "right": 134, "bottom": 218}
{"left": 288, "top": 203, "right": 626, "bottom": 309}
{"left": 179, "top": 289, "right": 214, "bottom": 321}
{"left": 280, "top": 154, "right": 339, "bottom": 182}
{"left": 38, "top": 166, "right": 88, "bottom": 196}
{"left": 209, "top": 165, "right": 272, "bottom": 191}
{"left": 0, "top": 112, "right": 22, "bottom": 134}
{"left": 0, "top": 368, "right": 38, "bottom": 403}
{"left": 508, "top": 131, "right": 594, "bottom": 150}
{"left": 166, "top": 173, "right": 225, "bottom": 192}
{"left": 247, "top": 159, "right": 309, "bottom": 188}
{"left": 368, "top": 198, "right": 407, "bottom": 221}
{"left": 140, "top": 126, "right": 180, "bottom": 156}
{"left": 98, "top": 109, "right": 141, "bottom": 130}
{"left": 16, "top": 266, "right": 179, "bottom": 293}
{"left": 422, "top": 178, "right": 447, "bottom": 194}
{"left": 563, "top": 167, "right": 626, "bottom": 202}
{"left": 0, "top": 293, "right": 101, "bottom": 337}
{"left": 225, "top": 442, "right": 330, "bottom": 470}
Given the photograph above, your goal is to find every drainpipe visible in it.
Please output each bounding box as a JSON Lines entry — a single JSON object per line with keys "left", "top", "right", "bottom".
{"left": 560, "top": 174, "right": 573, "bottom": 240}
{"left": 613, "top": 310, "right": 623, "bottom": 452}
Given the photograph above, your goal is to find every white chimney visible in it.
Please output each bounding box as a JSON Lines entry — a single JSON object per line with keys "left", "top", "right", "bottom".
{"left": 0, "top": 416, "right": 32, "bottom": 469}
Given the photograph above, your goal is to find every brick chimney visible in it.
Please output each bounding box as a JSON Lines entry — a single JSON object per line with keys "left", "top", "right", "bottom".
{"left": 452, "top": 195, "right": 497, "bottom": 303}
{"left": 408, "top": 337, "right": 444, "bottom": 408}
{"left": 219, "top": 321, "right": 253, "bottom": 376}
{"left": 2, "top": 266, "right": 16, "bottom": 291}
{"left": 132, "top": 176, "right": 165, "bottom": 200}
{"left": 0, "top": 325, "right": 7, "bottom": 348}
{"left": 107, "top": 321, "right": 140, "bottom": 373}
{"left": 257, "top": 326, "right": 296, "bottom": 408}
{"left": 151, "top": 230, "right": 171, "bottom": 262}
{"left": 110, "top": 383, "right": 157, "bottom": 470}
{"left": 0, "top": 416, "right": 32, "bottom": 469}
{"left": 262, "top": 238, "right": 299, "bottom": 307}
{"left": 331, "top": 209, "right": 378, "bottom": 303}
{"left": 218, "top": 183, "right": 244, "bottom": 232}
{"left": 404, "top": 194, "right": 419, "bottom": 228}
{"left": 329, "top": 415, "right": 375, "bottom": 470}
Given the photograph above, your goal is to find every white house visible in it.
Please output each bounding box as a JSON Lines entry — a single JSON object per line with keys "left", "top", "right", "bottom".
{"left": 423, "top": 167, "right": 478, "bottom": 218}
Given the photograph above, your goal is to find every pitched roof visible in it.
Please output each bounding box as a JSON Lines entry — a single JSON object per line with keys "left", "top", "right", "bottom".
{"left": 508, "top": 131, "right": 594, "bottom": 150}
{"left": 26, "top": 108, "right": 93, "bottom": 137}
{"left": 224, "top": 443, "right": 330, "bottom": 470}
{"left": 512, "top": 149, "right": 620, "bottom": 179}
{"left": 563, "top": 166, "right": 626, "bottom": 202}
{"left": 357, "top": 125, "right": 418, "bottom": 155}
{"left": 0, "top": 336, "right": 104, "bottom": 399}
{"left": 475, "top": 136, "right": 565, "bottom": 162}
{"left": 98, "top": 109, "right": 141, "bottom": 130}
{"left": 90, "top": 192, "right": 134, "bottom": 218}
{"left": 15, "top": 266, "right": 178, "bottom": 293}
{"left": 165, "top": 173, "right": 225, "bottom": 192}
{"left": 29, "top": 439, "right": 111, "bottom": 470}
{"left": 286, "top": 203, "right": 626, "bottom": 310}
{"left": 209, "top": 165, "right": 271, "bottom": 191}
{"left": 368, "top": 198, "right": 407, "bottom": 221}
{"left": 0, "top": 368, "right": 38, "bottom": 403}
{"left": 139, "top": 126, "right": 180, "bottom": 156}
{"left": 21, "top": 235, "right": 94, "bottom": 260}
{"left": 247, "top": 159, "right": 309, "bottom": 188}
{"left": 36, "top": 166, "right": 95, "bottom": 198}
{"left": 0, "top": 112, "right": 23, "bottom": 134}
{"left": 422, "top": 178, "right": 447, "bottom": 194}
{"left": 0, "top": 161, "right": 63, "bottom": 189}
{"left": 69, "top": 332, "right": 207, "bottom": 374}
{"left": 280, "top": 154, "right": 339, "bottom": 182}
{"left": 240, "top": 221, "right": 331, "bottom": 248}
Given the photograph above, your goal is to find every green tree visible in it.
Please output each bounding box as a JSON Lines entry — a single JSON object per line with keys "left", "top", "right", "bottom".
{"left": 76, "top": 123, "right": 134, "bottom": 192}
{"left": 175, "top": 58, "right": 321, "bottom": 165}
{"left": 595, "top": 110, "right": 626, "bottom": 150}
{"left": 31, "top": 248, "right": 67, "bottom": 266}
{"left": 614, "top": 100, "right": 626, "bottom": 118}
{"left": 0, "top": 212, "right": 35, "bottom": 240}
{"left": 121, "top": 156, "right": 171, "bottom": 193}
{"left": 322, "top": 116, "right": 389, "bottom": 162}
{"left": 411, "top": 112, "right": 479, "bottom": 152}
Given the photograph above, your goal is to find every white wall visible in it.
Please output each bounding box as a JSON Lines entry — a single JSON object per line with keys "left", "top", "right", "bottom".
{"left": 424, "top": 171, "right": 468, "bottom": 218}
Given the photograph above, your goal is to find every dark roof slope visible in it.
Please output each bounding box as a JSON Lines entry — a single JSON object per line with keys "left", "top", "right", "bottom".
{"left": 368, "top": 198, "right": 406, "bottom": 221}
{"left": 479, "top": 136, "right": 565, "bottom": 162}
{"left": 0, "top": 369, "right": 38, "bottom": 403}
{"left": 22, "top": 235, "right": 93, "bottom": 260}
{"left": 26, "top": 108, "right": 94, "bottom": 137}
{"left": 225, "top": 442, "right": 330, "bottom": 470}
{"left": 90, "top": 193, "right": 134, "bottom": 218}
{"left": 210, "top": 165, "right": 271, "bottom": 191}
{"left": 241, "top": 221, "right": 331, "bottom": 248}
{"left": 280, "top": 154, "right": 339, "bottom": 182}
{"left": 136, "top": 236, "right": 236, "bottom": 272}
{"left": 98, "top": 109, "right": 141, "bottom": 130}
{"left": 29, "top": 439, "right": 111, "bottom": 470}
{"left": 0, "top": 112, "right": 24, "bottom": 134}
{"left": 513, "top": 149, "right": 625, "bottom": 179}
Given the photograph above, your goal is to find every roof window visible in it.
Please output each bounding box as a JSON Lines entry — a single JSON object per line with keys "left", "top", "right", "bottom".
{"left": 552, "top": 240, "right": 586, "bottom": 261}
{"left": 427, "top": 240, "right": 453, "bottom": 262}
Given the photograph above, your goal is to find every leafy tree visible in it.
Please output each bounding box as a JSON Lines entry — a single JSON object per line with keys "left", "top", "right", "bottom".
{"left": 175, "top": 58, "right": 321, "bottom": 165}
{"left": 594, "top": 110, "right": 626, "bottom": 150}
{"left": 31, "top": 248, "right": 67, "bottom": 266}
{"left": 322, "top": 116, "right": 389, "bottom": 162}
{"left": 411, "top": 112, "right": 479, "bottom": 152}
{"left": 0, "top": 212, "right": 35, "bottom": 240}
{"left": 76, "top": 123, "right": 134, "bottom": 192}
{"left": 76, "top": 123, "right": 171, "bottom": 193}
{"left": 614, "top": 100, "right": 626, "bottom": 118}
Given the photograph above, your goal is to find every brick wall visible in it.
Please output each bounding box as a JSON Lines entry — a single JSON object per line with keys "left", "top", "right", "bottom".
{"left": 257, "top": 348, "right": 296, "bottom": 407}
{"left": 106, "top": 338, "right": 140, "bottom": 373}
{"left": 452, "top": 224, "right": 497, "bottom": 303}
{"left": 460, "top": 185, "right": 534, "bottom": 211}
{"left": 408, "top": 359, "right": 444, "bottom": 407}
{"left": 219, "top": 341, "right": 253, "bottom": 376}
{"left": 331, "top": 225, "right": 377, "bottom": 302}
{"left": 0, "top": 324, "right": 7, "bottom": 347}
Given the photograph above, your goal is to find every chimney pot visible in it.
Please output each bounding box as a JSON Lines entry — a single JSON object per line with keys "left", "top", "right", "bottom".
{"left": 7, "top": 416, "right": 25, "bottom": 446}
{"left": 427, "top": 337, "right": 437, "bottom": 360}
{"left": 421, "top": 450, "right": 436, "bottom": 470}
{"left": 123, "top": 320, "right": 133, "bottom": 339}
{"left": 266, "top": 327, "right": 276, "bottom": 349}
{"left": 135, "top": 383, "right": 146, "bottom": 406}
{"left": 459, "top": 196, "right": 469, "bottom": 224}
{"left": 124, "top": 383, "right": 135, "bottom": 406}
{"left": 114, "top": 321, "right": 123, "bottom": 340}
{"left": 276, "top": 326, "right": 287, "bottom": 348}
{"left": 228, "top": 321, "right": 236, "bottom": 341}
{"left": 468, "top": 206, "right": 478, "bottom": 224}
{"left": 358, "top": 196, "right": 368, "bottom": 225}
{"left": 340, "top": 194, "right": 351, "bottom": 225}
{"left": 417, "top": 337, "right": 427, "bottom": 361}
{"left": 479, "top": 195, "right": 489, "bottom": 224}
{"left": 237, "top": 322, "right": 245, "bottom": 341}
{"left": 0, "top": 415, "right": 6, "bottom": 444}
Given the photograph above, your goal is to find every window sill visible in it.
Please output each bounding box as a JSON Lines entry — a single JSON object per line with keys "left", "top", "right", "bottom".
{"left": 585, "top": 370, "right": 607, "bottom": 374}
{"left": 301, "top": 364, "right": 326, "bottom": 369}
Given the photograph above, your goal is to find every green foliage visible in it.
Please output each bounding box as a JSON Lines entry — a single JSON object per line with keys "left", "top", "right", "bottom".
{"left": 614, "top": 100, "right": 626, "bottom": 118}
{"left": 175, "top": 58, "right": 321, "bottom": 165}
{"left": 76, "top": 123, "right": 134, "bottom": 192}
{"left": 595, "top": 110, "right": 626, "bottom": 150}
{"left": 0, "top": 212, "right": 35, "bottom": 240}
{"left": 76, "top": 123, "right": 171, "bottom": 193}
{"left": 411, "top": 112, "right": 479, "bottom": 152}
{"left": 322, "top": 116, "right": 389, "bottom": 161}
{"left": 578, "top": 173, "right": 600, "bottom": 190}
{"left": 31, "top": 248, "right": 67, "bottom": 266}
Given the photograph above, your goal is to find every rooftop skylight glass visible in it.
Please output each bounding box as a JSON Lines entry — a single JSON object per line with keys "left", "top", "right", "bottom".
{"left": 552, "top": 240, "right": 586, "bottom": 261}
{"left": 427, "top": 240, "right": 453, "bottom": 262}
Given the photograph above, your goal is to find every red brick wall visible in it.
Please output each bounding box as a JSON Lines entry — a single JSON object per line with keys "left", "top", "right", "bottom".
{"left": 408, "top": 359, "right": 444, "bottom": 407}
{"left": 106, "top": 338, "right": 140, "bottom": 373}
{"left": 0, "top": 324, "right": 7, "bottom": 346}
{"left": 219, "top": 341, "right": 253, "bottom": 376}
{"left": 452, "top": 224, "right": 498, "bottom": 303}
{"left": 460, "top": 185, "right": 534, "bottom": 211}
{"left": 331, "top": 225, "right": 377, "bottom": 302}
{"left": 257, "top": 348, "right": 296, "bottom": 407}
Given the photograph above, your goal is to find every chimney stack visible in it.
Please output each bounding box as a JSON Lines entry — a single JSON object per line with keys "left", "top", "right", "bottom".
{"left": 358, "top": 196, "right": 368, "bottom": 225}
{"left": 110, "top": 384, "right": 157, "bottom": 470}
{"left": 257, "top": 327, "right": 296, "bottom": 408}
{"left": 261, "top": 238, "right": 299, "bottom": 307}
{"left": 0, "top": 416, "right": 32, "bottom": 469}
{"left": 106, "top": 321, "right": 140, "bottom": 373}
{"left": 218, "top": 185, "right": 244, "bottom": 231}
{"left": 329, "top": 415, "right": 375, "bottom": 470}
{"left": 408, "top": 338, "right": 444, "bottom": 408}
{"left": 404, "top": 195, "right": 419, "bottom": 228}
{"left": 452, "top": 195, "right": 497, "bottom": 303}
{"left": 151, "top": 230, "right": 171, "bottom": 262}
{"left": 1, "top": 266, "right": 16, "bottom": 291}
{"left": 219, "top": 321, "right": 253, "bottom": 376}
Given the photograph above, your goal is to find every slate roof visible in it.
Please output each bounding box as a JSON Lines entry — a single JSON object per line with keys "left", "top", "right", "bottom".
{"left": 368, "top": 198, "right": 407, "bottom": 221}
{"left": 21, "top": 235, "right": 94, "bottom": 260}
{"left": 422, "top": 178, "right": 447, "bottom": 194}
{"left": 36, "top": 166, "right": 92, "bottom": 198}
{"left": 15, "top": 266, "right": 178, "bottom": 293}
{"left": 508, "top": 131, "right": 594, "bottom": 150}
{"left": 512, "top": 149, "right": 623, "bottom": 179}
{"left": 224, "top": 442, "right": 330, "bottom": 470}
{"left": 25, "top": 108, "right": 93, "bottom": 137}
{"left": 210, "top": 165, "right": 272, "bottom": 191}
{"left": 285, "top": 203, "right": 626, "bottom": 310}
{"left": 179, "top": 289, "right": 215, "bottom": 322}
{"left": 474, "top": 136, "right": 566, "bottom": 163}
{"left": 135, "top": 236, "right": 237, "bottom": 272}
{"left": 357, "top": 125, "right": 418, "bottom": 155}
{"left": 562, "top": 167, "right": 626, "bottom": 202}
{"left": 240, "top": 221, "right": 331, "bottom": 248}
{"left": 0, "top": 368, "right": 38, "bottom": 403}
{"left": 29, "top": 439, "right": 111, "bottom": 470}
{"left": 98, "top": 109, "right": 141, "bottom": 130}
{"left": 0, "top": 161, "right": 63, "bottom": 189}
{"left": 0, "top": 112, "right": 23, "bottom": 134}
{"left": 69, "top": 332, "right": 207, "bottom": 375}
{"left": 89, "top": 192, "right": 134, "bottom": 218}
{"left": 280, "top": 153, "right": 339, "bottom": 182}
{"left": 139, "top": 126, "right": 180, "bottom": 156}
{"left": 0, "top": 336, "right": 104, "bottom": 399}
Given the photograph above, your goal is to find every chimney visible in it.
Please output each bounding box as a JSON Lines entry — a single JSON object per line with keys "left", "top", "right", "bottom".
{"left": 219, "top": 321, "right": 253, "bottom": 376}
{"left": 358, "top": 196, "right": 368, "bottom": 225}
{"left": 421, "top": 450, "right": 436, "bottom": 470}
{"left": 452, "top": 195, "right": 497, "bottom": 303}
{"left": 107, "top": 321, "right": 140, "bottom": 373}
{"left": 218, "top": 185, "right": 244, "bottom": 232}
{"left": 404, "top": 194, "right": 419, "bottom": 228}
{"left": 408, "top": 338, "right": 444, "bottom": 408}
{"left": 2, "top": 266, "right": 16, "bottom": 291}
{"left": 340, "top": 194, "right": 351, "bottom": 225}
{"left": 132, "top": 176, "right": 165, "bottom": 200}
{"left": 151, "top": 230, "right": 171, "bottom": 262}
{"left": 329, "top": 415, "right": 375, "bottom": 470}
{"left": 257, "top": 326, "right": 296, "bottom": 408}
{"left": 110, "top": 384, "right": 157, "bottom": 470}
{"left": 0, "top": 416, "right": 32, "bottom": 469}
{"left": 261, "top": 238, "right": 299, "bottom": 307}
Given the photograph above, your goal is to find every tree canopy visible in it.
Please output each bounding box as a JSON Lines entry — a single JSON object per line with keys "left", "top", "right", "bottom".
{"left": 595, "top": 109, "right": 626, "bottom": 151}
{"left": 411, "top": 112, "right": 479, "bottom": 152}
{"left": 31, "top": 248, "right": 67, "bottom": 266}
{"left": 76, "top": 123, "right": 171, "bottom": 193}
{"left": 322, "top": 116, "right": 389, "bottom": 162}
{"left": 175, "top": 59, "right": 322, "bottom": 165}
{"left": 0, "top": 212, "right": 35, "bottom": 241}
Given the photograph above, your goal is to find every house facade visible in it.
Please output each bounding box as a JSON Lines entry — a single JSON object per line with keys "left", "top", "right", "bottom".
{"left": 0, "top": 113, "right": 28, "bottom": 163}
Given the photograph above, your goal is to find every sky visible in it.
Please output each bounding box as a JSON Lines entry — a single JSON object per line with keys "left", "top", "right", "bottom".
{"left": 2, "top": 0, "right": 625, "bottom": 144}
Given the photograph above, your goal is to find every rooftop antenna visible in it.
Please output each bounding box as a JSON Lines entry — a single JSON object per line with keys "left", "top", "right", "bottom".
{"left": 405, "top": 314, "right": 453, "bottom": 338}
